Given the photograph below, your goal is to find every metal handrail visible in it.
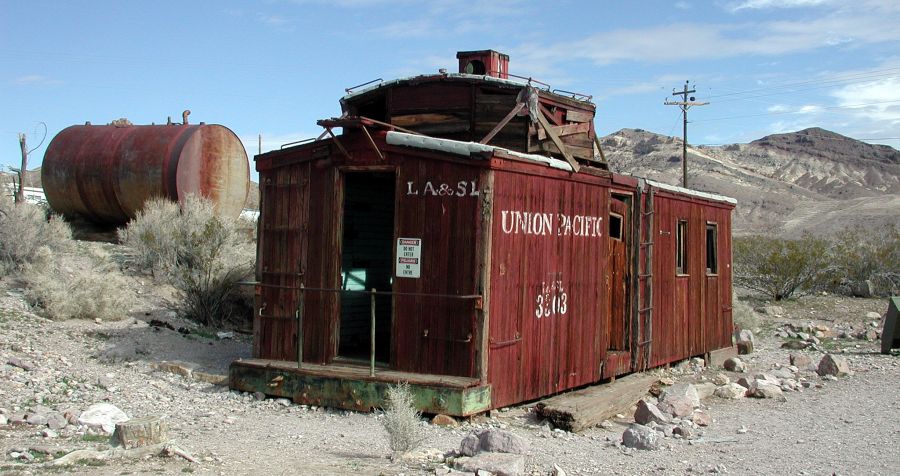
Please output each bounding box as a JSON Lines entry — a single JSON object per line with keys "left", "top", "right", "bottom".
{"left": 345, "top": 78, "right": 383, "bottom": 94}
{"left": 244, "top": 281, "right": 481, "bottom": 376}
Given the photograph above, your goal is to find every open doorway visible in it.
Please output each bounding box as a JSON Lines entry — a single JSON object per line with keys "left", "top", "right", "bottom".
{"left": 339, "top": 172, "right": 395, "bottom": 363}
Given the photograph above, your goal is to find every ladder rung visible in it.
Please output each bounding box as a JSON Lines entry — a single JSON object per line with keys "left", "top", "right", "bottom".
{"left": 641, "top": 241, "right": 654, "bottom": 246}
{"left": 639, "top": 273, "right": 652, "bottom": 278}
{"left": 639, "top": 307, "right": 653, "bottom": 313}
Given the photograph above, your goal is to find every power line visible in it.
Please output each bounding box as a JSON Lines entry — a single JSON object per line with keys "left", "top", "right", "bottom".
{"left": 665, "top": 81, "right": 708, "bottom": 188}
{"left": 693, "top": 99, "right": 900, "bottom": 123}
{"left": 705, "top": 67, "right": 900, "bottom": 100}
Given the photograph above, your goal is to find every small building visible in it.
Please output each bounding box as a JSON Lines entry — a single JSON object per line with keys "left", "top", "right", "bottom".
{"left": 230, "top": 51, "right": 736, "bottom": 415}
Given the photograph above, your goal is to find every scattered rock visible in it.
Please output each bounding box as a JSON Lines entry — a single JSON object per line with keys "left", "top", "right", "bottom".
{"left": 714, "top": 383, "right": 747, "bottom": 399}
{"left": 460, "top": 429, "right": 529, "bottom": 456}
{"left": 734, "top": 329, "right": 755, "bottom": 354}
{"left": 866, "top": 311, "right": 882, "bottom": 320}
{"left": 789, "top": 353, "right": 813, "bottom": 369}
{"left": 673, "top": 423, "right": 696, "bottom": 439}
{"left": 622, "top": 424, "right": 659, "bottom": 450}
{"left": 748, "top": 381, "right": 786, "bottom": 401}
{"left": 78, "top": 403, "right": 129, "bottom": 434}
{"left": 552, "top": 463, "right": 567, "bottom": 476}
{"left": 432, "top": 414, "right": 458, "bottom": 427}
{"left": 757, "top": 305, "right": 784, "bottom": 316}
{"left": 691, "top": 410, "right": 712, "bottom": 427}
{"left": 26, "top": 413, "right": 48, "bottom": 426}
{"left": 693, "top": 382, "right": 717, "bottom": 400}
{"left": 7, "top": 357, "right": 35, "bottom": 371}
{"left": 817, "top": 354, "right": 851, "bottom": 377}
{"left": 634, "top": 400, "right": 669, "bottom": 425}
{"left": 781, "top": 340, "right": 810, "bottom": 350}
{"left": 723, "top": 357, "right": 745, "bottom": 372}
{"left": 454, "top": 453, "right": 525, "bottom": 476}
{"left": 41, "top": 428, "right": 58, "bottom": 438}
{"left": 47, "top": 413, "right": 68, "bottom": 430}
{"left": 712, "top": 373, "right": 730, "bottom": 386}
{"left": 253, "top": 391, "right": 266, "bottom": 401}
{"left": 0, "top": 415, "right": 7, "bottom": 425}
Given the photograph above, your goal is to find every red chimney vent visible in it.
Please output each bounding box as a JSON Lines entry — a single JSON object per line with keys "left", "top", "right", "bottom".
{"left": 456, "top": 50, "right": 509, "bottom": 79}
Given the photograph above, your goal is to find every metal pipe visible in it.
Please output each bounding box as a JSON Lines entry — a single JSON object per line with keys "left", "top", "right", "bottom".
{"left": 370, "top": 288, "right": 377, "bottom": 377}
{"left": 297, "top": 284, "right": 305, "bottom": 369}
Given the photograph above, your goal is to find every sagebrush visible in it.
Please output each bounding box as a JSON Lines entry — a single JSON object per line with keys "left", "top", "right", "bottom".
{"left": 733, "top": 234, "right": 832, "bottom": 300}
{"left": 119, "top": 196, "right": 254, "bottom": 327}
{"left": 381, "top": 382, "right": 425, "bottom": 459}
{"left": 24, "top": 246, "right": 130, "bottom": 321}
{"left": 0, "top": 195, "right": 71, "bottom": 273}
{"left": 830, "top": 224, "right": 899, "bottom": 296}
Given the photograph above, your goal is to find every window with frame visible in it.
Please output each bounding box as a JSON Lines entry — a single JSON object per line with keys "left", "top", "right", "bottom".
{"left": 609, "top": 213, "right": 624, "bottom": 241}
{"left": 676, "top": 219, "right": 688, "bottom": 275}
{"left": 706, "top": 222, "right": 718, "bottom": 275}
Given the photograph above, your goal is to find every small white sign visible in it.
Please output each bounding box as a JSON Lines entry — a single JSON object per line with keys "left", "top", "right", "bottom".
{"left": 396, "top": 238, "right": 422, "bottom": 278}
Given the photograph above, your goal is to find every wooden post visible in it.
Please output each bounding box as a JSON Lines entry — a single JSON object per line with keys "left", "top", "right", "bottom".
{"left": 16, "top": 133, "right": 27, "bottom": 204}
{"left": 370, "top": 288, "right": 377, "bottom": 377}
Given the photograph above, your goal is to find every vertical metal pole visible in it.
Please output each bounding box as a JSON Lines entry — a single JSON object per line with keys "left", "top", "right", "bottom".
{"left": 297, "top": 284, "right": 305, "bottom": 369}
{"left": 370, "top": 288, "right": 377, "bottom": 377}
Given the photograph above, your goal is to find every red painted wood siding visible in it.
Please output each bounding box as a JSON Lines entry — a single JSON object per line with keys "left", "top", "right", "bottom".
{"left": 487, "top": 168, "right": 609, "bottom": 408}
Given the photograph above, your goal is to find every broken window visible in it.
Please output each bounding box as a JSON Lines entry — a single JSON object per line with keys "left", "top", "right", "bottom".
{"left": 706, "top": 223, "right": 718, "bottom": 275}
{"left": 676, "top": 219, "right": 688, "bottom": 275}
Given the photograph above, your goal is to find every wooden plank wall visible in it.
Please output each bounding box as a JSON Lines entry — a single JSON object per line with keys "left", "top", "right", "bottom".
{"left": 255, "top": 158, "right": 341, "bottom": 363}
{"left": 647, "top": 192, "right": 734, "bottom": 368}
{"left": 488, "top": 168, "right": 609, "bottom": 409}
{"left": 392, "top": 157, "right": 483, "bottom": 377}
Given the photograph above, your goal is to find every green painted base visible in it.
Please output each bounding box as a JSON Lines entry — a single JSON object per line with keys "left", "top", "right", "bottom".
{"left": 229, "top": 360, "right": 492, "bottom": 416}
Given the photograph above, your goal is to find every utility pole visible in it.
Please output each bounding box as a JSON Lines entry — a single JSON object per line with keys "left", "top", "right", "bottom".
{"left": 16, "top": 133, "right": 27, "bottom": 204}
{"left": 664, "top": 81, "right": 708, "bottom": 188}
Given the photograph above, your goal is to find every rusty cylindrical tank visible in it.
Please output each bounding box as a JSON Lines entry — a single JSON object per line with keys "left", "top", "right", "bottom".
{"left": 41, "top": 121, "right": 250, "bottom": 225}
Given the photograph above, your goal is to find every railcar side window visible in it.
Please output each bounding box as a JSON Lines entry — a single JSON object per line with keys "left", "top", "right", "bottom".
{"left": 609, "top": 213, "right": 624, "bottom": 241}
{"left": 706, "top": 223, "right": 718, "bottom": 275}
{"left": 676, "top": 220, "right": 688, "bottom": 275}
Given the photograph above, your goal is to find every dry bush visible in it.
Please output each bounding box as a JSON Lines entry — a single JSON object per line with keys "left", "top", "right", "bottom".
{"left": 119, "top": 195, "right": 254, "bottom": 327}
{"left": 830, "top": 224, "right": 899, "bottom": 296}
{"left": 24, "top": 246, "right": 130, "bottom": 321}
{"left": 733, "top": 234, "right": 832, "bottom": 301}
{"left": 381, "top": 382, "right": 425, "bottom": 459}
{"left": 0, "top": 195, "right": 72, "bottom": 274}
{"left": 732, "top": 292, "right": 760, "bottom": 331}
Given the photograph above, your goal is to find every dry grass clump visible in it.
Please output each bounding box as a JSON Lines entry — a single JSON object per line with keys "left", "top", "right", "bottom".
{"left": 732, "top": 292, "right": 760, "bottom": 331}
{"left": 0, "top": 195, "right": 72, "bottom": 274}
{"left": 381, "top": 382, "right": 426, "bottom": 459}
{"left": 24, "top": 246, "right": 130, "bottom": 321}
{"left": 119, "top": 196, "right": 254, "bottom": 327}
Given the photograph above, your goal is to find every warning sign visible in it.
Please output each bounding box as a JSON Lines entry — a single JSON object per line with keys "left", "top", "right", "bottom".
{"left": 396, "top": 238, "right": 422, "bottom": 278}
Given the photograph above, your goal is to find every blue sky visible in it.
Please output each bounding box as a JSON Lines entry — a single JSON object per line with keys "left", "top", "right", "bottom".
{"left": 3, "top": 0, "right": 900, "bottom": 178}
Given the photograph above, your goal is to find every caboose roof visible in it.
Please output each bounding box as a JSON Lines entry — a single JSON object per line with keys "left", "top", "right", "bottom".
{"left": 385, "top": 131, "right": 574, "bottom": 172}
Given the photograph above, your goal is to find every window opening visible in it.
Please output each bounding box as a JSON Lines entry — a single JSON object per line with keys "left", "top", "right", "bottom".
{"left": 609, "top": 213, "right": 624, "bottom": 241}
{"left": 706, "top": 223, "right": 718, "bottom": 275}
{"left": 676, "top": 220, "right": 688, "bottom": 275}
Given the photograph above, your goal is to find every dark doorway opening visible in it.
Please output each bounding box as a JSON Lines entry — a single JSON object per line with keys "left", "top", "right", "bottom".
{"left": 339, "top": 172, "right": 395, "bottom": 362}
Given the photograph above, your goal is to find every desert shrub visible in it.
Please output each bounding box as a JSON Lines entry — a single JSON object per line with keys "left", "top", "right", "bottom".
{"left": 381, "top": 382, "right": 425, "bottom": 459}
{"left": 0, "top": 195, "right": 71, "bottom": 273}
{"left": 24, "top": 246, "right": 130, "bottom": 321}
{"left": 731, "top": 293, "right": 760, "bottom": 331}
{"left": 733, "top": 234, "right": 832, "bottom": 300}
{"left": 119, "top": 195, "right": 254, "bottom": 327}
{"left": 830, "top": 224, "right": 899, "bottom": 296}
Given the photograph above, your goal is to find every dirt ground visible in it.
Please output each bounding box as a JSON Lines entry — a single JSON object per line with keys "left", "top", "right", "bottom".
{"left": 1, "top": 265, "right": 898, "bottom": 475}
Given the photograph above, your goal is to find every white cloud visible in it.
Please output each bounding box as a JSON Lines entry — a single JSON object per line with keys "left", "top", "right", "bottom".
{"left": 674, "top": 1, "right": 691, "bottom": 10}
{"left": 257, "top": 14, "right": 291, "bottom": 26}
{"left": 12, "top": 75, "right": 62, "bottom": 86}
{"left": 369, "top": 19, "right": 433, "bottom": 39}
{"left": 831, "top": 77, "right": 900, "bottom": 123}
{"left": 729, "top": 0, "right": 830, "bottom": 12}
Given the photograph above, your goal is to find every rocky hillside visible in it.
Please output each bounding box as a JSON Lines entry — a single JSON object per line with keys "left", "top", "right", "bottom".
{"left": 601, "top": 128, "right": 900, "bottom": 236}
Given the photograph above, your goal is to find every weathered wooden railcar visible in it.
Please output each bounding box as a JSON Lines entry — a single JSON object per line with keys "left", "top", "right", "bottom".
{"left": 230, "top": 50, "right": 736, "bottom": 415}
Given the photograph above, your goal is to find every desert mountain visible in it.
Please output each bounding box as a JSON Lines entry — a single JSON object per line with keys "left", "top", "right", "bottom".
{"left": 601, "top": 127, "right": 899, "bottom": 237}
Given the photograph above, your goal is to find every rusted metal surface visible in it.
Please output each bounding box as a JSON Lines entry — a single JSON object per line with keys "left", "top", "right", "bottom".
{"left": 41, "top": 123, "right": 249, "bottom": 225}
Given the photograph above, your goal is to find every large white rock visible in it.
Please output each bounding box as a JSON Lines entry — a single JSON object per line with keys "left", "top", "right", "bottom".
{"left": 77, "top": 403, "right": 129, "bottom": 434}
{"left": 714, "top": 383, "right": 747, "bottom": 399}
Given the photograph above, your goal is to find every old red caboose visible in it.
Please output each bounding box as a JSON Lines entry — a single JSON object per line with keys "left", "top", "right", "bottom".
{"left": 230, "top": 50, "right": 736, "bottom": 415}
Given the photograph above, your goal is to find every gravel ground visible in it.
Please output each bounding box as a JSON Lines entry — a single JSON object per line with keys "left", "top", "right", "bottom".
{"left": 1, "top": 274, "right": 898, "bottom": 475}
